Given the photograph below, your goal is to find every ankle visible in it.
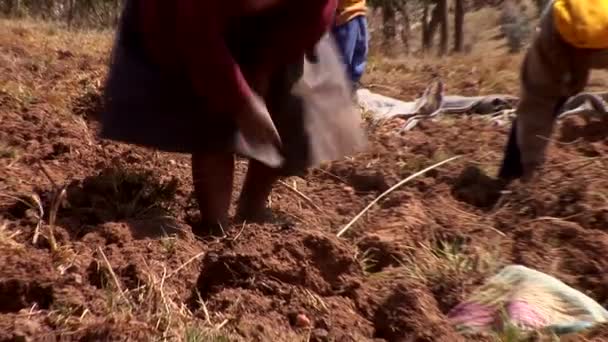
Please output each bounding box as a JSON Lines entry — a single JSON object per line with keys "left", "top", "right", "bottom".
{"left": 191, "top": 218, "right": 227, "bottom": 238}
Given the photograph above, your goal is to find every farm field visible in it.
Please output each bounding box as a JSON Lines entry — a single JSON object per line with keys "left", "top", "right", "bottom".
{"left": 2, "top": 17, "right": 608, "bottom": 341}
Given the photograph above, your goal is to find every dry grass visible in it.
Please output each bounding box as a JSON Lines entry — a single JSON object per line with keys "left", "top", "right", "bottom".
{"left": 364, "top": 5, "right": 608, "bottom": 101}
{"left": 364, "top": 52, "right": 522, "bottom": 101}
{"left": 4, "top": 182, "right": 211, "bottom": 339}
{"left": 494, "top": 321, "right": 560, "bottom": 342}
{"left": 0, "top": 142, "right": 19, "bottom": 160}
{"left": 365, "top": 6, "right": 523, "bottom": 101}
{"left": 0, "top": 220, "right": 23, "bottom": 250}
{"left": 355, "top": 247, "right": 381, "bottom": 276}
{"left": 0, "top": 20, "right": 231, "bottom": 339}
{"left": 69, "top": 167, "right": 180, "bottom": 221}
{"left": 0, "top": 18, "right": 110, "bottom": 120}
{"left": 401, "top": 238, "right": 500, "bottom": 286}
{"left": 83, "top": 258, "right": 235, "bottom": 341}
{"left": 2, "top": 7, "right": 606, "bottom": 340}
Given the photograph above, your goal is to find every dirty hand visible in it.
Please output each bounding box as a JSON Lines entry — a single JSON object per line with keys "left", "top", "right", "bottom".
{"left": 234, "top": 91, "right": 284, "bottom": 168}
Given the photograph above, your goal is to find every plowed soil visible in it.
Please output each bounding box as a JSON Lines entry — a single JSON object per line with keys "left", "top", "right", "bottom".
{"left": 2, "top": 19, "right": 608, "bottom": 342}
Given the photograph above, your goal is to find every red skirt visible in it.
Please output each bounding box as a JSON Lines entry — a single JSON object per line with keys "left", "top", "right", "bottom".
{"left": 100, "top": 0, "right": 366, "bottom": 175}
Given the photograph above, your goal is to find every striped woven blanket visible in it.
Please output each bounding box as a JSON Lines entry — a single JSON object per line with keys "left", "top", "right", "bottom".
{"left": 448, "top": 265, "right": 608, "bottom": 335}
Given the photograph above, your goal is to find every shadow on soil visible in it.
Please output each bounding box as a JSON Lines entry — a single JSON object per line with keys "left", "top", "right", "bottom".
{"left": 6, "top": 166, "right": 184, "bottom": 240}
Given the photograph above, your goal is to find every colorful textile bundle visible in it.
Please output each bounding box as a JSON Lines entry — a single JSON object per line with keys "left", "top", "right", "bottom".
{"left": 448, "top": 265, "right": 608, "bottom": 335}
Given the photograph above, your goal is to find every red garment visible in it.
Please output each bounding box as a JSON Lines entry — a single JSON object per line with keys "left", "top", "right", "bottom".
{"left": 138, "top": 0, "right": 337, "bottom": 116}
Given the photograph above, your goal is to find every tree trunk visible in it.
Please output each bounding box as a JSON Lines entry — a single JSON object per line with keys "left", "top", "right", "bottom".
{"left": 382, "top": 0, "right": 397, "bottom": 49}
{"left": 453, "top": 0, "right": 465, "bottom": 52}
{"left": 422, "top": 2, "right": 431, "bottom": 51}
{"left": 400, "top": 1, "right": 411, "bottom": 54}
{"left": 422, "top": 0, "right": 444, "bottom": 51}
{"left": 382, "top": 1, "right": 395, "bottom": 43}
{"left": 438, "top": 0, "right": 448, "bottom": 56}
{"left": 66, "top": 0, "right": 75, "bottom": 28}
{"left": 13, "top": 0, "right": 22, "bottom": 17}
{"left": 42, "top": 0, "right": 54, "bottom": 19}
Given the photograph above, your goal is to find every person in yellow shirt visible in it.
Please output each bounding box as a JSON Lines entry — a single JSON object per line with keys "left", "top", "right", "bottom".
{"left": 499, "top": 0, "right": 608, "bottom": 182}
{"left": 332, "top": 0, "right": 368, "bottom": 88}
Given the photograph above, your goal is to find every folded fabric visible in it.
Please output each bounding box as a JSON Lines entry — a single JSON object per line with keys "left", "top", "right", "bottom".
{"left": 448, "top": 265, "right": 608, "bottom": 335}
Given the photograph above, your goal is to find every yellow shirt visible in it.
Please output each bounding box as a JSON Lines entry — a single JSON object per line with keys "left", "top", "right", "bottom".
{"left": 335, "top": 0, "right": 367, "bottom": 26}
{"left": 553, "top": 0, "right": 608, "bottom": 49}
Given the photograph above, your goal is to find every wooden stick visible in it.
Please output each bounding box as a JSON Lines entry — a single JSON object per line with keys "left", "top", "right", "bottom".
{"left": 278, "top": 180, "right": 323, "bottom": 212}
{"left": 337, "top": 155, "right": 462, "bottom": 237}
{"left": 167, "top": 251, "right": 205, "bottom": 279}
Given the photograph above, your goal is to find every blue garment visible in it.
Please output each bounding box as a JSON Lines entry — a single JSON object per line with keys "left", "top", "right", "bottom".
{"left": 332, "top": 15, "right": 368, "bottom": 86}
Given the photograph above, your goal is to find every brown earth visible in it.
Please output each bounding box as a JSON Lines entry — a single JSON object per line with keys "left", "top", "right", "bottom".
{"left": 1, "top": 19, "right": 608, "bottom": 342}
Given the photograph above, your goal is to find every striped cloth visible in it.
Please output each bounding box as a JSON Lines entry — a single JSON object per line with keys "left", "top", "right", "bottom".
{"left": 448, "top": 265, "right": 608, "bottom": 335}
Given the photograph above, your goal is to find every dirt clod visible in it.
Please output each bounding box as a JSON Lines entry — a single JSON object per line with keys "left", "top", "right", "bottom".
{"left": 452, "top": 165, "right": 505, "bottom": 208}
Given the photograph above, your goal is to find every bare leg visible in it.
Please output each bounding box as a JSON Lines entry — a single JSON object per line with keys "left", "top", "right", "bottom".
{"left": 191, "top": 153, "right": 234, "bottom": 233}
{"left": 236, "top": 159, "right": 279, "bottom": 222}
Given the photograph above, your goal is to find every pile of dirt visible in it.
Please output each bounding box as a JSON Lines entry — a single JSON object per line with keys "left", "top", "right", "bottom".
{"left": 2, "top": 19, "right": 608, "bottom": 342}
